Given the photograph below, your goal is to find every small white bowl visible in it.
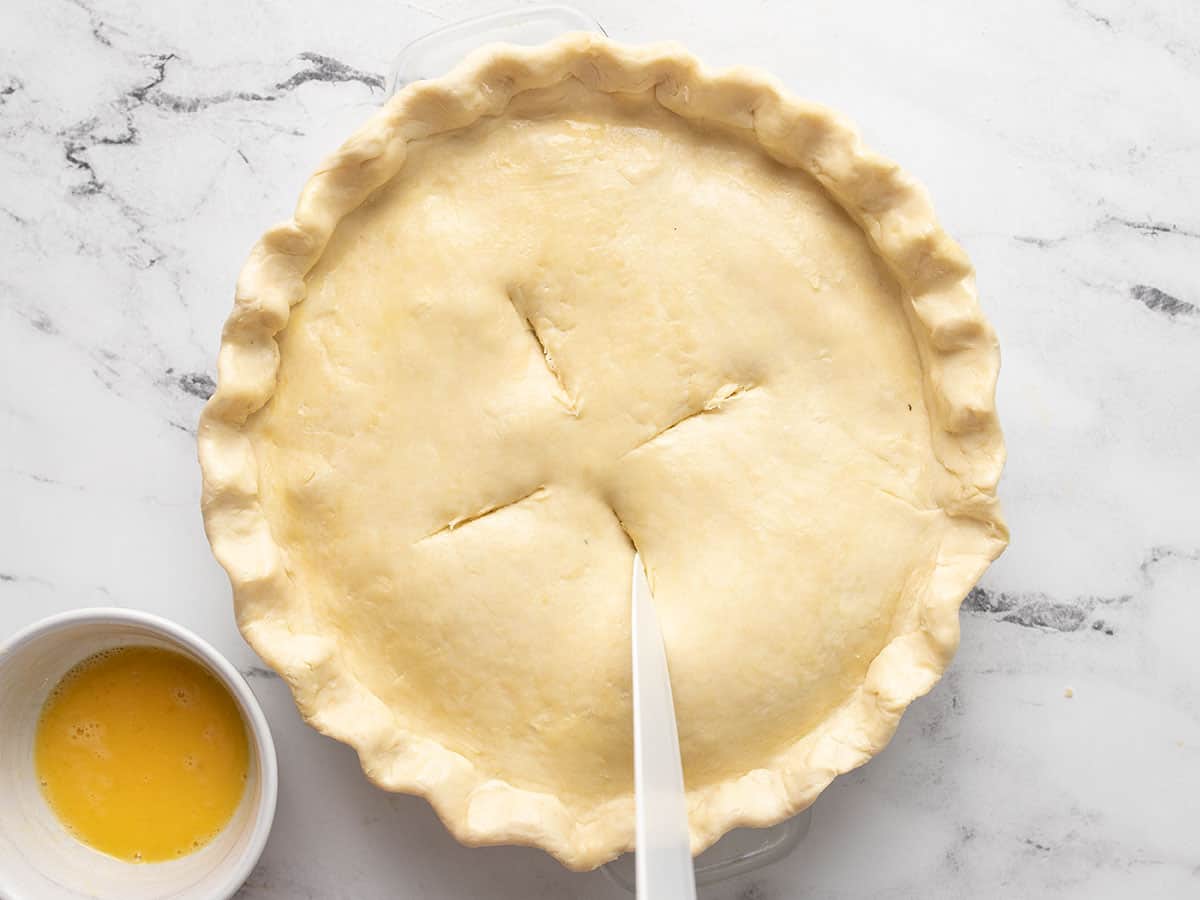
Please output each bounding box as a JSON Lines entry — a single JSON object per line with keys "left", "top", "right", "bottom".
{"left": 0, "top": 608, "right": 278, "bottom": 900}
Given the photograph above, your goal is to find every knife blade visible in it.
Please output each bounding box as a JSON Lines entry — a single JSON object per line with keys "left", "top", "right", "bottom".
{"left": 631, "top": 552, "right": 697, "bottom": 900}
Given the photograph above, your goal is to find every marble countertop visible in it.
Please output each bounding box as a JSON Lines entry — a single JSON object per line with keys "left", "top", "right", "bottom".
{"left": 3, "top": 0, "right": 1198, "bottom": 897}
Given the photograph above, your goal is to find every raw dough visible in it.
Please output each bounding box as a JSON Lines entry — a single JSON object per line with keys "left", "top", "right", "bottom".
{"left": 200, "top": 35, "right": 1007, "bottom": 870}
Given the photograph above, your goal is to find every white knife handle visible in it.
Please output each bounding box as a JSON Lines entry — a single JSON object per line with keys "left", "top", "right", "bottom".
{"left": 632, "top": 553, "right": 697, "bottom": 900}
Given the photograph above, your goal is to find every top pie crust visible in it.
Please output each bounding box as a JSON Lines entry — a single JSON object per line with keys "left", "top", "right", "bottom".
{"left": 199, "top": 34, "right": 1008, "bottom": 870}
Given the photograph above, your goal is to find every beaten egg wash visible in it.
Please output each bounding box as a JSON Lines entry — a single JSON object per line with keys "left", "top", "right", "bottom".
{"left": 34, "top": 646, "right": 249, "bottom": 862}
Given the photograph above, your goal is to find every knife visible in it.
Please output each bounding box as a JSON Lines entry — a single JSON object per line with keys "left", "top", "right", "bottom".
{"left": 631, "top": 552, "right": 697, "bottom": 900}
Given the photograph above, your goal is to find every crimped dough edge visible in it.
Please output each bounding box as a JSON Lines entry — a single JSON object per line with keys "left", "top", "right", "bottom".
{"left": 198, "top": 33, "right": 1008, "bottom": 871}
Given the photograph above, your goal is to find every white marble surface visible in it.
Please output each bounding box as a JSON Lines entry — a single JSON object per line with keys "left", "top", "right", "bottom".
{"left": 2, "top": 0, "right": 1199, "bottom": 897}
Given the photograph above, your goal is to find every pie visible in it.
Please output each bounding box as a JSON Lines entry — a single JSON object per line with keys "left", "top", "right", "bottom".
{"left": 199, "top": 35, "right": 1007, "bottom": 869}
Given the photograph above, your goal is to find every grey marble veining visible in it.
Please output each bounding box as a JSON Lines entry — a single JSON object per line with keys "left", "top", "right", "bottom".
{"left": 2, "top": 0, "right": 1199, "bottom": 897}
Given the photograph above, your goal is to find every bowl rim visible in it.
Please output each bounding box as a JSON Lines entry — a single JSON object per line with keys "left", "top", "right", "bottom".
{"left": 0, "top": 607, "right": 278, "bottom": 900}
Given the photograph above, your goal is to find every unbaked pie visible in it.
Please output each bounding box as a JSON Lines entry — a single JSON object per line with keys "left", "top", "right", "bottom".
{"left": 199, "top": 35, "right": 1007, "bottom": 869}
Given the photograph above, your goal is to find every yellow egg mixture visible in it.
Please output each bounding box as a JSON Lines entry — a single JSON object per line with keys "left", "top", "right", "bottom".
{"left": 35, "top": 646, "right": 249, "bottom": 862}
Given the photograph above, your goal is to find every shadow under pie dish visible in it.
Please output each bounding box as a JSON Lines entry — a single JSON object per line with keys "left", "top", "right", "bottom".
{"left": 198, "top": 34, "right": 1008, "bottom": 871}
